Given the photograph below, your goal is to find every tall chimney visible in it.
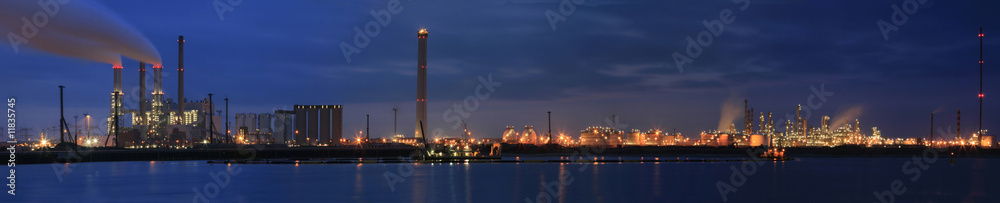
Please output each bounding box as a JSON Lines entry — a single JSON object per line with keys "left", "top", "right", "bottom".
{"left": 178, "top": 35, "right": 185, "bottom": 124}
{"left": 152, "top": 64, "right": 163, "bottom": 136}
{"left": 415, "top": 29, "right": 428, "bottom": 140}
{"left": 930, "top": 113, "right": 934, "bottom": 147}
{"left": 111, "top": 65, "right": 123, "bottom": 117}
{"left": 958, "top": 109, "right": 961, "bottom": 141}
{"left": 139, "top": 62, "right": 146, "bottom": 126}
{"left": 978, "top": 27, "right": 984, "bottom": 144}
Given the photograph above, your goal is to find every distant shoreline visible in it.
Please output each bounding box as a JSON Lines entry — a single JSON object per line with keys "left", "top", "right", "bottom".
{"left": 13, "top": 145, "right": 1000, "bottom": 165}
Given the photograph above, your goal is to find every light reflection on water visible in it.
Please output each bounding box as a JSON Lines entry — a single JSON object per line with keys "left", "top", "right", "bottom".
{"left": 6, "top": 157, "right": 1000, "bottom": 202}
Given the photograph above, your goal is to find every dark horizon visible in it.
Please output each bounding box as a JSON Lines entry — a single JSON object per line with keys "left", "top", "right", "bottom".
{"left": 1, "top": 0, "right": 997, "bottom": 140}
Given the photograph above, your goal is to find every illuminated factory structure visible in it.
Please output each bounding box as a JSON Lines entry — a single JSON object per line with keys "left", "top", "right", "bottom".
{"left": 234, "top": 113, "right": 274, "bottom": 144}
{"left": 696, "top": 103, "right": 894, "bottom": 148}
{"left": 576, "top": 127, "right": 687, "bottom": 147}
{"left": 105, "top": 36, "right": 224, "bottom": 148}
{"left": 85, "top": 29, "right": 992, "bottom": 150}
{"left": 95, "top": 35, "right": 351, "bottom": 148}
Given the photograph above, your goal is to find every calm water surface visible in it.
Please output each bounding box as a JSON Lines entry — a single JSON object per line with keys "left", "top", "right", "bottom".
{"left": 7, "top": 157, "right": 998, "bottom": 202}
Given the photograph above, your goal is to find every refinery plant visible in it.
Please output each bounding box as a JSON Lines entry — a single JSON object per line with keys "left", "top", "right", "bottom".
{"left": 24, "top": 28, "right": 994, "bottom": 153}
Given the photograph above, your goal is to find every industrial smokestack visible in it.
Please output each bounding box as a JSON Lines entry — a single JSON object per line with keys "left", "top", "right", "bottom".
{"left": 958, "top": 109, "right": 961, "bottom": 141}
{"left": 979, "top": 27, "right": 984, "bottom": 144}
{"left": 111, "top": 65, "right": 122, "bottom": 116}
{"left": 930, "top": 113, "right": 934, "bottom": 147}
{"left": 415, "top": 29, "right": 428, "bottom": 140}
{"left": 139, "top": 62, "right": 146, "bottom": 126}
{"left": 178, "top": 36, "right": 185, "bottom": 124}
{"left": 152, "top": 64, "right": 164, "bottom": 134}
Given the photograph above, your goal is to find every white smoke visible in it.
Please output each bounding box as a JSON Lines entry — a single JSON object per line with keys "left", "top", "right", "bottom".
{"left": 932, "top": 106, "right": 947, "bottom": 114}
{"left": 717, "top": 91, "right": 742, "bottom": 132}
{"left": 0, "top": 0, "right": 161, "bottom": 65}
{"left": 831, "top": 105, "right": 865, "bottom": 129}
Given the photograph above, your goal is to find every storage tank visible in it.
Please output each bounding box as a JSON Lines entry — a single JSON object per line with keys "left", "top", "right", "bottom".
{"left": 626, "top": 129, "right": 644, "bottom": 146}
{"left": 749, "top": 134, "right": 764, "bottom": 147}
{"left": 607, "top": 130, "right": 624, "bottom": 146}
{"left": 700, "top": 132, "right": 714, "bottom": 145}
{"left": 501, "top": 126, "right": 518, "bottom": 144}
{"left": 982, "top": 136, "right": 994, "bottom": 148}
{"left": 660, "top": 134, "right": 675, "bottom": 146}
{"left": 717, "top": 134, "right": 731, "bottom": 146}
{"left": 520, "top": 126, "right": 538, "bottom": 145}
{"left": 580, "top": 127, "right": 607, "bottom": 146}
{"left": 645, "top": 130, "right": 661, "bottom": 146}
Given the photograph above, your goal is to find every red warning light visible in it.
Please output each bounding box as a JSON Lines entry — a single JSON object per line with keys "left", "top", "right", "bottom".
{"left": 980, "top": 34, "right": 984, "bottom": 37}
{"left": 981, "top": 61, "right": 985, "bottom": 64}
{"left": 980, "top": 93, "right": 985, "bottom": 98}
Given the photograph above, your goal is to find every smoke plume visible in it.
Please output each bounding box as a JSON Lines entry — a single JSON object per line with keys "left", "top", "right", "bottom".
{"left": 932, "top": 106, "right": 947, "bottom": 114}
{"left": 0, "top": 0, "right": 161, "bottom": 65}
{"left": 831, "top": 105, "right": 865, "bottom": 128}
{"left": 716, "top": 91, "right": 742, "bottom": 132}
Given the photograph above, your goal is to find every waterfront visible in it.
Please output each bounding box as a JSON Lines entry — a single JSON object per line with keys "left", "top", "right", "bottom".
{"left": 8, "top": 157, "right": 999, "bottom": 202}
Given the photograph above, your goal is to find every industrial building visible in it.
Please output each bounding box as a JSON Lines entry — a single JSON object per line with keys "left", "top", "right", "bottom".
{"left": 625, "top": 129, "right": 644, "bottom": 146}
{"left": 294, "top": 105, "right": 343, "bottom": 146}
{"left": 105, "top": 36, "right": 223, "bottom": 147}
{"left": 273, "top": 110, "right": 295, "bottom": 145}
{"left": 235, "top": 113, "right": 274, "bottom": 144}
{"left": 580, "top": 127, "right": 614, "bottom": 146}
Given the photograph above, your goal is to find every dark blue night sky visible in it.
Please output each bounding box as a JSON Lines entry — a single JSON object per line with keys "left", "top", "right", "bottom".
{"left": 1, "top": 0, "right": 997, "bottom": 140}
